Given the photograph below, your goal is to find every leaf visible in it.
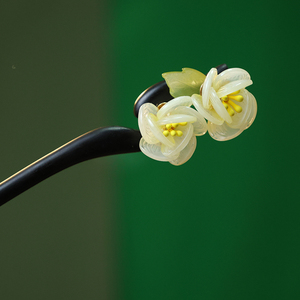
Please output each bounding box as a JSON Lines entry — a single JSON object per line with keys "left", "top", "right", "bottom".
{"left": 162, "top": 68, "right": 206, "bottom": 98}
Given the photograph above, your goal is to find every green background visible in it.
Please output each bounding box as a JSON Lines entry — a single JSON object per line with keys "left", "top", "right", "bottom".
{"left": 0, "top": 0, "right": 299, "bottom": 299}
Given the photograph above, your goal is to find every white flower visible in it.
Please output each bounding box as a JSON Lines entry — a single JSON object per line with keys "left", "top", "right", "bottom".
{"left": 138, "top": 96, "right": 207, "bottom": 165}
{"left": 191, "top": 67, "right": 257, "bottom": 141}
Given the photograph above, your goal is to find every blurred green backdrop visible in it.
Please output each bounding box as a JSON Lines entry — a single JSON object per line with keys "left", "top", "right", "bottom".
{"left": 1, "top": 0, "right": 300, "bottom": 299}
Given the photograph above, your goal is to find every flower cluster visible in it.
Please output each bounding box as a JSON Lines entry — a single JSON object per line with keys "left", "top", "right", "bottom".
{"left": 138, "top": 66, "right": 257, "bottom": 165}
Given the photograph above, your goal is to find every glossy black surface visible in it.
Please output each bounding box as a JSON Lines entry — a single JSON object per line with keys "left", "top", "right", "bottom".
{"left": 0, "top": 127, "right": 141, "bottom": 205}
{"left": 133, "top": 81, "right": 172, "bottom": 118}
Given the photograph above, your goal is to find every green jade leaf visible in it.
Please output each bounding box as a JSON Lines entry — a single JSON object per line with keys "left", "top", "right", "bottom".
{"left": 162, "top": 68, "right": 206, "bottom": 98}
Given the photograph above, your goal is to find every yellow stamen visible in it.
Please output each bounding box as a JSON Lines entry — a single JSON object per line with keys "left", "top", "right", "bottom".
{"left": 221, "top": 96, "right": 228, "bottom": 101}
{"left": 222, "top": 102, "right": 228, "bottom": 109}
{"left": 229, "top": 95, "right": 243, "bottom": 102}
{"left": 228, "top": 100, "right": 242, "bottom": 113}
{"left": 163, "top": 130, "right": 169, "bottom": 137}
{"left": 162, "top": 122, "right": 187, "bottom": 137}
{"left": 227, "top": 105, "right": 235, "bottom": 116}
{"left": 229, "top": 90, "right": 240, "bottom": 95}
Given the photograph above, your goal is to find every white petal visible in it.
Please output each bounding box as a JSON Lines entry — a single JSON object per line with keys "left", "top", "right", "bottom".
{"left": 244, "top": 91, "right": 257, "bottom": 130}
{"left": 161, "top": 123, "right": 193, "bottom": 158}
{"left": 207, "top": 121, "right": 244, "bottom": 141}
{"left": 191, "top": 94, "right": 224, "bottom": 125}
{"left": 138, "top": 103, "right": 159, "bottom": 144}
{"left": 157, "top": 96, "right": 192, "bottom": 119}
{"left": 169, "top": 136, "right": 197, "bottom": 166}
{"left": 213, "top": 68, "right": 251, "bottom": 91}
{"left": 226, "top": 89, "right": 252, "bottom": 130}
{"left": 147, "top": 113, "right": 174, "bottom": 147}
{"left": 202, "top": 68, "right": 217, "bottom": 109}
{"left": 208, "top": 90, "right": 257, "bottom": 141}
{"left": 172, "top": 106, "right": 207, "bottom": 136}
{"left": 216, "top": 79, "right": 253, "bottom": 98}
{"left": 157, "top": 114, "right": 196, "bottom": 125}
{"left": 139, "top": 138, "right": 169, "bottom": 161}
{"left": 209, "top": 87, "right": 232, "bottom": 123}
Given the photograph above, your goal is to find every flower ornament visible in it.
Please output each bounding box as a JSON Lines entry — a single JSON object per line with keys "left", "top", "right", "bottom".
{"left": 1, "top": 63, "right": 258, "bottom": 203}
{"left": 163, "top": 67, "right": 257, "bottom": 141}
{"left": 138, "top": 96, "right": 207, "bottom": 165}
{"left": 191, "top": 67, "right": 257, "bottom": 141}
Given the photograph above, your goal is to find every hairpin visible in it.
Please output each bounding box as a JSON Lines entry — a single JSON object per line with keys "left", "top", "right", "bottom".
{"left": 0, "top": 64, "right": 257, "bottom": 205}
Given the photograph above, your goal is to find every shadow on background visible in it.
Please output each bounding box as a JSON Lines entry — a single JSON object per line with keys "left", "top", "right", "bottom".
{"left": 0, "top": 1, "right": 118, "bottom": 299}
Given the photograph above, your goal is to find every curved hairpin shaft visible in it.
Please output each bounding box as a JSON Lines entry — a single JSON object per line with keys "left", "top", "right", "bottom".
{"left": 0, "top": 64, "right": 229, "bottom": 206}
{"left": 0, "top": 127, "right": 141, "bottom": 206}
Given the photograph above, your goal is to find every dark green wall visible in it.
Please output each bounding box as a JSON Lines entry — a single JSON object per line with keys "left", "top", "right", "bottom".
{"left": 0, "top": 0, "right": 299, "bottom": 299}
{"left": 112, "top": 0, "right": 300, "bottom": 299}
